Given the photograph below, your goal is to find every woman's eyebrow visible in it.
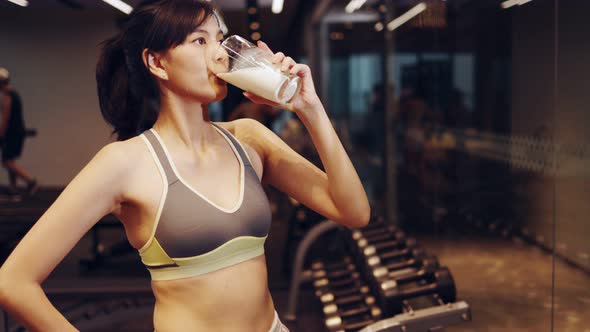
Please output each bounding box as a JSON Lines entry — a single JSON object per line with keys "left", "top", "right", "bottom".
{"left": 193, "top": 29, "right": 223, "bottom": 37}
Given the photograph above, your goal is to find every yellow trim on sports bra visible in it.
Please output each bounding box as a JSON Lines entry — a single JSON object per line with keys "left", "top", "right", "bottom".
{"left": 143, "top": 235, "right": 267, "bottom": 281}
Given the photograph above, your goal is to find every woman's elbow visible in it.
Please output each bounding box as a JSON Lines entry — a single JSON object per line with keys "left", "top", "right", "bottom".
{"left": 0, "top": 272, "right": 15, "bottom": 306}
{"left": 340, "top": 206, "right": 371, "bottom": 229}
{"left": 0, "top": 271, "right": 30, "bottom": 307}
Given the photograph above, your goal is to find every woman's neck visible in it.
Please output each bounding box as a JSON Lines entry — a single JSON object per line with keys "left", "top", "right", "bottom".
{"left": 153, "top": 94, "right": 216, "bottom": 152}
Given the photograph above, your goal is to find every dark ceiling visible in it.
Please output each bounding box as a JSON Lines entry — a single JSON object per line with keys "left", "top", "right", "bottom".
{"left": 0, "top": 0, "right": 304, "bottom": 51}
{"left": 0, "top": 0, "right": 516, "bottom": 56}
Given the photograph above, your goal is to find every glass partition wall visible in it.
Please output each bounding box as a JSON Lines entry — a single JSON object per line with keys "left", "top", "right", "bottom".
{"left": 317, "top": 0, "right": 589, "bottom": 330}
{"left": 554, "top": 1, "right": 590, "bottom": 331}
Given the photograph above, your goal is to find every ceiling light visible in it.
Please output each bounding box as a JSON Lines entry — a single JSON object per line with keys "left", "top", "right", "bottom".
{"left": 345, "top": 0, "right": 367, "bottom": 14}
{"left": 387, "top": 2, "right": 427, "bottom": 31}
{"left": 102, "top": 0, "right": 133, "bottom": 14}
{"left": 501, "top": 0, "right": 533, "bottom": 9}
{"left": 6, "top": 0, "right": 28, "bottom": 6}
{"left": 272, "top": 0, "right": 284, "bottom": 14}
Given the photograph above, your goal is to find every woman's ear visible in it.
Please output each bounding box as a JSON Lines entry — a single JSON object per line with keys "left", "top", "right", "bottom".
{"left": 142, "top": 49, "right": 168, "bottom": 80}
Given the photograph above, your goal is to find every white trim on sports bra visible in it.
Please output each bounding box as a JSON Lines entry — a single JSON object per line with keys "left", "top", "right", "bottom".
{"left": 149, "top": 127, "right": 245, "bottom": 214}
{"left": 138, "top": 134, "right": 170, "bottom": 253}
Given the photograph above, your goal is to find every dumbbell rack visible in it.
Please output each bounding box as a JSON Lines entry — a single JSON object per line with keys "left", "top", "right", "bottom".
{"left": 311, "top": 257, "right": 384, "bottom": 331}
{"left": 285, "top": 219, "right": 471, "bottom": 332}
{"left": 358, "top": 300, "right": 470, "bottom": 332}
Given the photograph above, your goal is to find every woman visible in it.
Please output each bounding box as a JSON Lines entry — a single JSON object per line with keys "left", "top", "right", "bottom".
{"left": 0, "top": 1, "right": 370, "bottom": 331}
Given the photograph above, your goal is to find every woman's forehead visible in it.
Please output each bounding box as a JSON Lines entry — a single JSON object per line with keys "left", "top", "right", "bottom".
{"left": 196, "top": 16, "right": 223, "bottom": 35}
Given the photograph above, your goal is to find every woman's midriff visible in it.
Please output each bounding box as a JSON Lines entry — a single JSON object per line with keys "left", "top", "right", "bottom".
{"left": 150, "top": 255, "right": 275, "bottom": 332}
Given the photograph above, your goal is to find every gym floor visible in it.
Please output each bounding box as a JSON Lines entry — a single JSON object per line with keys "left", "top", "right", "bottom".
{"left": 1, "top": 188, "right": 589, "bottom": 332}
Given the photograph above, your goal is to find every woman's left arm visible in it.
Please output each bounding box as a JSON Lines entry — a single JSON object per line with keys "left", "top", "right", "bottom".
{"left": 241, "top": 42, "right": 371, "bottom": 228}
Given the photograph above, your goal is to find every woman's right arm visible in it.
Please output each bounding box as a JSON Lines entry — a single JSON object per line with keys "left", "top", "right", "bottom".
{"left": 0, "top": 141, "right": 131, "bottom": 331}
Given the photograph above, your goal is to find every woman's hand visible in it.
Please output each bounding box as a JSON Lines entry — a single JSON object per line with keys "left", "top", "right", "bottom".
{"left": 243, "top": 41, "right": 322, "bottom": 114}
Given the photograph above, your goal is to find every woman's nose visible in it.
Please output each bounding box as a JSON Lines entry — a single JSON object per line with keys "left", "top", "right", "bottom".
{"left": 215, "top": 47, "right": 229, "bottom": 64}
{"left": 206, "top": 46, "right": 229, "bottom": 74}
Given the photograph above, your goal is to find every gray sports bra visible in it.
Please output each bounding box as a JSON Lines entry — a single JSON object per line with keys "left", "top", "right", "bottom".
{"left": 137, "top": 123, "right": 272, "bottom": 280}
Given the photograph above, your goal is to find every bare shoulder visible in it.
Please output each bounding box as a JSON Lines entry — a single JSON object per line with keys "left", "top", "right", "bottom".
{"left": 88, "top": 136, "right": 153, "bottom": 191}
{"left": 95, "top": 136, "right": 145, "bottom": 170}
{"left": 214, "top": 119, "right": 267, "bottom": 178}
{"left": 216, "top": 118, "right": 269, "bottom": 157}
{"left": 215, "top": 118, "right": 272, "bottom": 152}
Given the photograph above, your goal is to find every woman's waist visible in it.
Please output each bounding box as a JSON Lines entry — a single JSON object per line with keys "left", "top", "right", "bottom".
{"left": 153, "top": 286, "right": 274, "bottom": 332}
{"left": 153, "top": 296, "right": 274, "bottom": 332}
{"left": 151, "top": 256, "right": 273, "bottom": 329}
{"left": 153, "top": 278, "right": 272, "bottom": 313}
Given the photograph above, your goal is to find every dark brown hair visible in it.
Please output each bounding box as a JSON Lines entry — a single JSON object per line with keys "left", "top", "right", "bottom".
{"left": 96, "top": 0, "right": 218, "bottom": 140}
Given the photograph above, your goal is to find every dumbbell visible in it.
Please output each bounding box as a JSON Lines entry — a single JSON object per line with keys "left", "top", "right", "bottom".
{"left": 311, "top": 257, "right": 353, "bottom": 272}
{"left": 313, "top": 271, "right": 363, "bottom": 292}
{"left": 379, "top": 267, "right": 457, "bottom": 314}
{"left": 311, "top": 263, "right": 358, "bottom": 280}
{"left": 356, "top": 231, "right": 405, "bottom": 248}
{"left": 351, "top": 225, "right": 405, "bottom": 242}
{"left": 359, "top": 237, "right": 419, "bottom": 263}
{"left": 367, "top": 240, "right": 420, "bottom": 259}
{"left": 311, "top": 260, "right": 360, "bottom": 283}
{"left": 316, "top": 285, "right": 371, "bottom": 303}
{"left": 323, "top": 293, "right": 379, "bottom": 316}
{"left": 350, "top": 228, "right": 405, "bottom": 264}
{"left": 362, "top": 239, "right": 420, "bottom": 263}
{"left": 368, "top": 258, "right": 439, "bottom": 313}
{"left": 371, "top": 258, "right": 440, "bottom": 283}
{"left": 352, "top": 224, "right": 401, "bottom": 241}
{"left": 323, "top": 294, "right": 382, "bottom": 331}
{"left": 366, "top": 247, "right": 436, "bottom": 270}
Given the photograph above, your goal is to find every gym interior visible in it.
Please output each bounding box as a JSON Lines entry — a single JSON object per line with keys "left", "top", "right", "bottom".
{"left": 0, "top": 0, "right": 588, "bottom": 331}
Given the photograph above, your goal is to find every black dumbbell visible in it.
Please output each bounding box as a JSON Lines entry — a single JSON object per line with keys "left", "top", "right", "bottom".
{"left": 311, "top": 263, "right": 358, "bottom": 280}
{"left": 366, "top": 247, "right": 435, "bottom": 270}
{"left": 352, "top": 224, "right": 401, "bottom": 241}
{"left": 323, "top": 295, "right": 382, "bottom": 331}
{"left": 352, "top": 227, "right": 406, "bottom": 248}
{"left": 372, "top": 258, "right": 440, "bottom": 283}
{"left": 360, "top": 237, "right": 418, "bottom": 262}
{"left": 371, "top": 241, "right": 421, "bottom": 260}
{"left": 324, "top": 293, "right": 377, "bottom": 313}
{"left": 317, "top": 285, "right": 371, "bottom": 303}
{"left": 379, "top": 267, "right": 457, "bottom": 314}
{"left": 363, "top": 240, "right": 421, "bottom": 266}
{"left": 313, "top": 272, "right": 363, "bottom": 291}
{"left": 311, "top": 257, "right": 353, "bottom": 272}
{"left": 369, "top": 259, "right": 440, "bottom": 307}
{"left": 359, "top": 232, "right": 407, "bottom": 248}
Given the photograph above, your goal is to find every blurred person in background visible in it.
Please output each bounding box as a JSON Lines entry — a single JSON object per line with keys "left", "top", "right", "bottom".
{"left": 0, "top": 67, "right": 38, "bottom": 197}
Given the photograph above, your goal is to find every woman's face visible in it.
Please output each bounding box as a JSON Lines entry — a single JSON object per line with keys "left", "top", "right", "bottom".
{"left": 159, "top": 15, "right": 227, "bottom": 103}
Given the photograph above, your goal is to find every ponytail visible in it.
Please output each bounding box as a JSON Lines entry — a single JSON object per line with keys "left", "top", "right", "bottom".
{"left": 96, "top": 34, "right": 158, "bottom": 141}
{"left": 95, "top": 0, "right": 216, "bottom": 141}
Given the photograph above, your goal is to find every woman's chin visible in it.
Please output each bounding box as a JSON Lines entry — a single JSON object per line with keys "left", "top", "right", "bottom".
{"left": 212, "top": 86, "right": 228, "bottom": 102}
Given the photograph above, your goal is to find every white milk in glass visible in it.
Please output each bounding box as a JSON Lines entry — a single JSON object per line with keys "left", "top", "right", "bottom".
{"left": 217, "top": 67, "right": 298, "bottom": 104}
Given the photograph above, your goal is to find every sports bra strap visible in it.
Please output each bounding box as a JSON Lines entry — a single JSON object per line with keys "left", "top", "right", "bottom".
{"left": 212, "top": 123, "right": 252, "bottom": 167}
{"left": 143, "top": 130, "right": 179, "bottom": 185}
